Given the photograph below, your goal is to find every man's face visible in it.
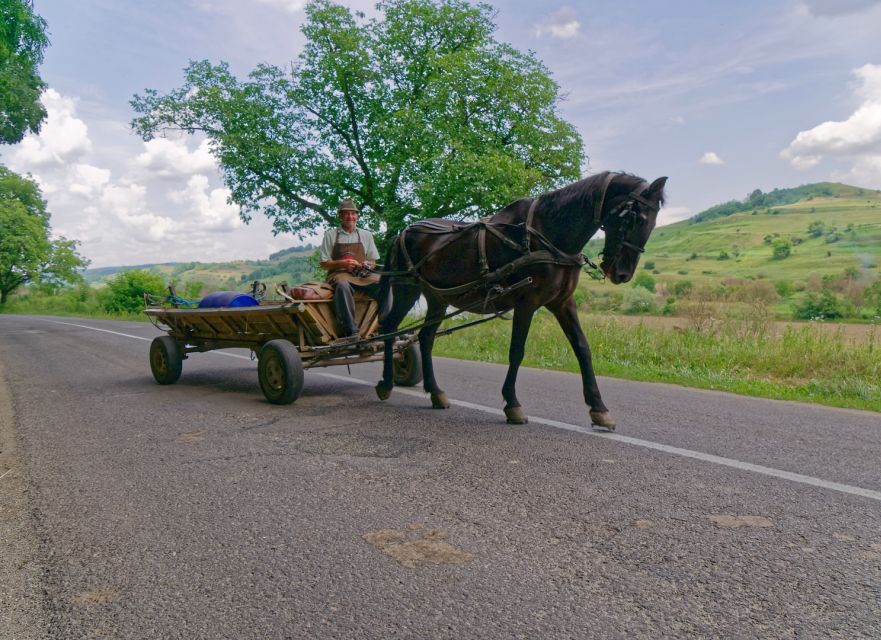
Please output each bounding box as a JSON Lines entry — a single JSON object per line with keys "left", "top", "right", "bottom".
{"left": 339, "top": 209, "right": 357, "bottom": 232}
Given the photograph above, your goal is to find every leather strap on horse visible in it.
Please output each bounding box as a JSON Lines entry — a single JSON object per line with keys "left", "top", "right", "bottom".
{"left": 594, "top": 171, "right": 618, "bottom": 224}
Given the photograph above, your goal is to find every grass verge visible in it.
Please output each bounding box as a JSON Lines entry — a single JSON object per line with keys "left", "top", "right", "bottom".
{"left": 432, "top": 311, "right": 881, "bottom": 413}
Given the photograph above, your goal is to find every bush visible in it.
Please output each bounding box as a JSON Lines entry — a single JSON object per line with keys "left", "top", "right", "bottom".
{"left": 793, "top": 291, "right": 851, "bottom": 320}
{"left": 808, "top": 220, "right": 825, "bottom": 238}
{"left": 632, "top": 271, "right": 656, "bottom": 292}
{"left": 99, "top": 270, "right": 166, "bottom": 314}
{"left": 619, "top": 287, "right": 657, "bottom": 314}
{"left": 672, "top": 279, "right": 693, "bottom": 297}
{"left": 771, "top": 238, "right": 792, "bottom": 260}
{"left": 774, "top": 280, "right": 794, "bottom": 298}
{"left": 643, "top": 260, "right": 655, "bottom": 270}
{"left": 718, "top": 250, "right": 730, "bottom": 260}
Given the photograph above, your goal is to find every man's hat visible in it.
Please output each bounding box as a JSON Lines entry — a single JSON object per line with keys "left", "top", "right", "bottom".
{"left": 337, "top": 198, "right": 359, "bottom": 213}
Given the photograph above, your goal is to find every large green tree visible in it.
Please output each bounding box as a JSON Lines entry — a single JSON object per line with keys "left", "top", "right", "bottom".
{"left": 0, "top": 166, "right": 88, "bottom": 303}
{"left": 0, "top": 0, "right": 49, "bottom": 144}
{"left": 131, "top": 0, "right": 584, "bottom": 241}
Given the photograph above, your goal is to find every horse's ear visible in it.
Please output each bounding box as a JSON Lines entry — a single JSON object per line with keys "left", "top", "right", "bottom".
{"left": 649, "top": 177, "right": 668, "bottom": 194}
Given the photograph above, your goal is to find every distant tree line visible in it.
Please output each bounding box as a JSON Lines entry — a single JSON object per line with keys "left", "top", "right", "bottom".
{"left": 690, "top": 184, "right": 843, "bottom": 225}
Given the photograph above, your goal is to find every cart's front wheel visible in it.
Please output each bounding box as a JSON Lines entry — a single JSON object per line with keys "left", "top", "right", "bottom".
{"left": 258, "top": 340, "right": 304, "bottom": 405}
{"left": 393, "top": 342, "right": 423, "bottom": 387}
{"left": 150, "top": 336, "right": 183, "bottom": 385}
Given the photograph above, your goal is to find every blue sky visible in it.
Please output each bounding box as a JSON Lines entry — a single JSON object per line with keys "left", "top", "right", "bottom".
{"left": 4, "top": 0, "right": 881, "bottom": 267}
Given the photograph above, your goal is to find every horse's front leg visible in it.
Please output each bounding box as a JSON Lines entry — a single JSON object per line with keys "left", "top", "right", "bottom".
{"left": 501, "top": 304, "right": 535, "bottom": 424}
{"left": 376, "top": 284, "right": 420, "bottom": 401}
{"left": 547, "top": 296, "right": 615, "bottom": 430}
{"left": 419, "top": 298, "right": 450, "bottom": 409}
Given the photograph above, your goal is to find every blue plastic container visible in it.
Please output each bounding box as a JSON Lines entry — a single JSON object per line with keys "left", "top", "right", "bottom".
{"left": 197, "top": 291, "right": 260, "bottom": 309}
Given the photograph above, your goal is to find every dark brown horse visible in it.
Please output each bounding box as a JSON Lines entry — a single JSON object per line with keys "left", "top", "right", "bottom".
{"left": 375, "top": 171, "right": 667, "bottom": 429}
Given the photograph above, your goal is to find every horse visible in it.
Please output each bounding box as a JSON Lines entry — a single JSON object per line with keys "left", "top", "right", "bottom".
{"left": 374, "top": 171, "right": 667, "bottom": 430}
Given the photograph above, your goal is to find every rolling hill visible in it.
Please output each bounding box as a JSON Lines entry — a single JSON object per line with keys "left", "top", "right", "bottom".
{"left": 586, "top": 182, "right": 881, "bottom": 288}
{"left": 84, "top": 245, "right": 318, "bottom": 290}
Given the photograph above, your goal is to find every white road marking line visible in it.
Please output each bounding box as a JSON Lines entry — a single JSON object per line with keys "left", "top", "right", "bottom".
{"left": 44, "top": 320, "right": 152, "bottom": 341}
{"left": 40, "top": 319, "right": 881, "bottom": 502}
{"left": 316, "top": 373, "right": 881, "bottom": 503}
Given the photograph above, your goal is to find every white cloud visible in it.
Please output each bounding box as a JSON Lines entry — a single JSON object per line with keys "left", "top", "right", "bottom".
{"left": 8, "top": 89, "right": 91, "bottom": 168}
{"left": 134, "top": 138, "right": 217, "bottom": 178}
{"left": 100, "top": 183, "right": 175, "bottom": 242}
{"left": 535, "top": 7, "right": 581, "bottom": 40}
{"left": 658, "top": 206, "right": 692, "bottom": 226}
{"left": 699, "top": 151, "right": 724, "bottom": 165}
{"left": 169, "top": 174, "right": 243, "bottom": 232}
{"left": 801, "top": 0, "right": 881, "bottom": 17}
{"left": 781, "top": 64, "right": 881, "bottom": 179}
{"left": 255, "top": 0, "right": 306, "bottom": 12}
{"left": 69, "top": 164, "right": 111, "bottom": 197}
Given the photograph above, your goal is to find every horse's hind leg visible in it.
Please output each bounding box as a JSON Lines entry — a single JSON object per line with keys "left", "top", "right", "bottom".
{"left": 375, "top": 284, "right": 420, "bottom": 401}
{"left": 419, "top": 298, "right": 450, "bottom": 409}
{"left": 547, "top": 296, "right": 615, "bottom": 430}
{"left": 501, "top": 304, "right": 535, "bottom": 424}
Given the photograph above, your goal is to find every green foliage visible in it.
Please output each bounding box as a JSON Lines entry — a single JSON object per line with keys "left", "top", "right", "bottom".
{"left": 864, "top": 280, "right": 881, "bottom": 315}
{"left": 131, "top": 0, "right": 584, "bottom": 240}
{"left": 717, "top": 250, "right": 730, "bottom": 260}
{"left": 619, "top": 287, "right": 656, "bottom": 314}
{"left": 774, "top": 280, "right": 794, "bottom": 298}
{"left": 0, "top": 0, "right": 49, "bottom": 144}
{"left": 0, "top": 166, "right": 88, "bottom": 303}
{"left": 807, "top": 220, "right": 825, "bottom": 238}
{"left": 98, "top": 270, "right": 166, "bottom": 315}
{"left": 672, "top": 279, "right": 693, "bottom": 297}
{"left": 631, "top": 271, "right": 656, "bottom": 292}
{"left": 771, "top": 238, "right": 791, "bottom": 260}
{"left": 793, "top": 290, "right": 851, "bottom": 320}
{"left": 642, "top": 260, "right": 655, "bottom": 270}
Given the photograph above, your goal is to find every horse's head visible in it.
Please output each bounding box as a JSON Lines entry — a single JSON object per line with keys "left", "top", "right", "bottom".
{"left": 599, "top": 176, "right": 667, "bottom": 284}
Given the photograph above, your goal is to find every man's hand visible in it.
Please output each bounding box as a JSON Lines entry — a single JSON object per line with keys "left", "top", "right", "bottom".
{"left": 343, "top": 258, "right": 361, "bottom": 272}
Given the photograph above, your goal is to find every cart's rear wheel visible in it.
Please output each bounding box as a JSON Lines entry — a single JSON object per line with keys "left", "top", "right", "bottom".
{"left": 258, "top": 340, "right": 304, "bottom": 405}
{"left": 393, "top": 342, "right": 423, "bottom": 387}
{"left": 150, "top": 336, "right": 183, "bottom": 385}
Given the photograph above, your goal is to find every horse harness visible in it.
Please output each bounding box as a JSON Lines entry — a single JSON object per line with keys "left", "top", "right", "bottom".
{"left": 390, "top": 172, "right": 657, "bottom": 303}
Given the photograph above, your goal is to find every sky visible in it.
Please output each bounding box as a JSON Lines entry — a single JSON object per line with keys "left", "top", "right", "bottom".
{"left": 3, "top": 0, "right": 881, "bottom": 268}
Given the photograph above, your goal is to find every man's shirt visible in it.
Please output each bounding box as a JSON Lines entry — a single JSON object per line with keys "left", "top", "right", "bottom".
{"left": 319, "top": 227, "right": 380, "bottom": 263}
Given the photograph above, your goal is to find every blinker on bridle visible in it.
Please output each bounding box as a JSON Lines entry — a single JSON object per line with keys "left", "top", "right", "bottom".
{"left": 595, "top": 173, "right": 659, "bottom": 257}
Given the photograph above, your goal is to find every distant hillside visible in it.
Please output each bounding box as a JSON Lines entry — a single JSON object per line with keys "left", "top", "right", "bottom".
{"left": 585, "top": 181, "right": 881, "bottom": 289}
{"left": 84, "top": 245, "right": 317, "bottom": 290}
{"left": 689, "top": 182, "right": 879, "bottom": 224}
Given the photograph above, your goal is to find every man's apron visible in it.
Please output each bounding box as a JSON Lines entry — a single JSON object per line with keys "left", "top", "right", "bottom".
{"left": 327, "top": 230, "right": 380, "bottom": 287}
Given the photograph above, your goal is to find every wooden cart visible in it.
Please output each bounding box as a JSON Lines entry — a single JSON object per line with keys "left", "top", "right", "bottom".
{"left": 144, "top": 293, "right": 421, "bottom": 404}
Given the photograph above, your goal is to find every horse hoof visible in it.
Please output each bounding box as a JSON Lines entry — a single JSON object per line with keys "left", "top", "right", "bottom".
{"left": 430, "top": 392, "right": 450, "bottom": 409}
{"left": 375, "top": 382, "right": 392, "bottom": 401}
{"left": 590, "top": 410, "right": 616, "bottom": 431}
{"left": 504, "top": 406, "right": 528, "bottom": 424}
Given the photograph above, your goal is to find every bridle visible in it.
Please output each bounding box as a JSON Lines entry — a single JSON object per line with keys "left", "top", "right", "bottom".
{"left": 595, "top": 172, "right": 659, "bottom": 260}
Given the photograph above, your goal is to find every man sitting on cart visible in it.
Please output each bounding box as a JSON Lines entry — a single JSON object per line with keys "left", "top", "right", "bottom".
{"left": 319, "top": 198, "right": 383, "bottom": 343}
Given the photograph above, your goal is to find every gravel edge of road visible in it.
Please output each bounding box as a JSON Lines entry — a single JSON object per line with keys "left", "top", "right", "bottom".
{"left": 0, "top": 355, "right": 50, "bottom": 639}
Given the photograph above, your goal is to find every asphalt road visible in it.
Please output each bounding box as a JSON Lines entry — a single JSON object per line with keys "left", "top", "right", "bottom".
{"left": 1, "top": 314, "right": 880, "bottom": 639}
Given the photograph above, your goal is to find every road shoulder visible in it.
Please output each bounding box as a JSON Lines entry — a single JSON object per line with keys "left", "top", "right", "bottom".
{"left": 0, "top": 351, "right": 50, "bottom": 639}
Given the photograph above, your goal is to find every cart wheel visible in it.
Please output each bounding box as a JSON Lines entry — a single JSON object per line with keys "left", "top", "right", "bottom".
{"left": 258, "top": 340, "right": 304, "bottom": 405}
{"left": 150, "top": 336, "right": 183, "bottom": 385}
{"left": 393, "top": 342, "right": 423, "bottom": 387}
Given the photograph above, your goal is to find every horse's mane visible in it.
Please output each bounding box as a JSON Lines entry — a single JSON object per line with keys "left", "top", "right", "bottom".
{"left": 537, "top": 172, "right": 654, "bottom": 219}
